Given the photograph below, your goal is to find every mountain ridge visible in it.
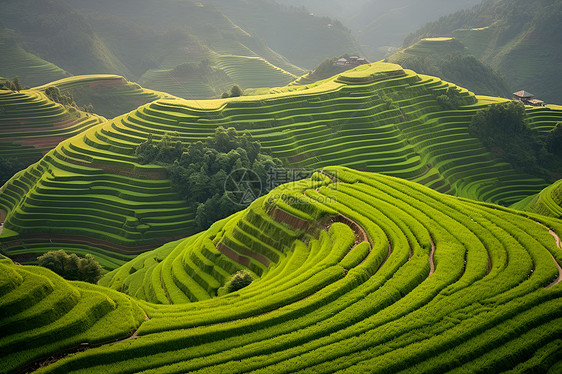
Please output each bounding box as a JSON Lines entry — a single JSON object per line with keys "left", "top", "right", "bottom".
{"left": 403, "top": 0, "right": 562, "bottom": 104}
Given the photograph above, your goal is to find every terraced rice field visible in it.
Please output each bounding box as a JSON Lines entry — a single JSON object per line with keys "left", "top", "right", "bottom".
{"left": 3, "top": 167, "right": 560, "bottom": 373}
{"left": 215, "top": 55, "right": 297, "bottom": 89}
{"left": 0, "top": 257, "right": 145, "bottom": 374}
{"left": 0, "top": 37, "right": 69, "bottom": 87}
{"left": 2, "top": 62, "right": 561, "bottom": 268}
{"left": 512, "top": 179, "right": 562, "bottom": 220}
{"left": 138, "top": 68, "right": 225, "bottom": 101}
{"left": 35, "top": 75, "right": 177, "bottom": 119}
{"left": 0, "top": 89, "right": 105, "bottom": 165}
{"left": 393, "top": 37, "right": 466, "bottom": 57}
{"left": 139, "top": 55, "right": 297, "bottom": 100}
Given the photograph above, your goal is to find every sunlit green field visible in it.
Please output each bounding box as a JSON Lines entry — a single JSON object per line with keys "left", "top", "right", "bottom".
{"left": 2, "top": 167, "right": 560, "bottom": 373}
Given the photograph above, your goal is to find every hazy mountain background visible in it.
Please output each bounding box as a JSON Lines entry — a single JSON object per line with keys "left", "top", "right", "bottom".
{"left": 275, "top": 0, "right": 481, "bottom": 59}
{"left": 0, "top": 0, "right": 360, "bottom": 97}
{"left": 1, "top": 0, "right": 560, "bottom": 102}
{"left": 404, "top": 0, "right": 562, "bottom": 103}
{"left": 386, "top": 37, "right": 510, "bottom": 97}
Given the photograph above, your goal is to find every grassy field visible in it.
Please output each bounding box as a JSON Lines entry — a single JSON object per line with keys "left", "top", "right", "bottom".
{"left": 512, "top": 179, "right": 562, "bottom": 220}
{"left": 2, "top": 167, "right": 559, "bottom": 372}
{"left": 2, "top": 62, "right": 561, "bottom": 268}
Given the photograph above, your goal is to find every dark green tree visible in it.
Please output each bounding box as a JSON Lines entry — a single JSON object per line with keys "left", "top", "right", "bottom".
{"left": 436, "top": 87, "right": 464, "bottom": 110}
{"left": 135, "top": 126, "right": 286, "bottom": 230}
{"left": 38, "top": 250, "right": 103, "bottom": 283}
{"left": 469, "top": 101, "right": 546, "bottom": 173}
{"left": 227, "top": 270, "right": 253, "bottom": 292}
{"left": 230, "top": 85, "right": 243, "bottom": 97}
{"left": 469, "top": 101, "right": 528, "bottom": 141}
{"left": 135, "top": 134, "right": 159, "bottom": 164}
{"left": 546, "top": 122, "right": 562, "bottom": 157}
{"left": 12, "top": 76, "right": 22, "bottom": 92}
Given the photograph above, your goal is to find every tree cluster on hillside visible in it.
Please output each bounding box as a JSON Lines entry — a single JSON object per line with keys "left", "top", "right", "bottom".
{"left": 546, "top": 122, "right": 562, "bottom": 158}
{"left": 469, "top": 102, "right": 561, "bottom": 179}
{"left": 221, "top": 85, "right": 243, "bottom": 99}
{"left": 436, "top": 86, "right": 465, "bottom": 110}
{"left": 307, "top": 55, "right": 355, "bottom": 81}
{"left": 390, "top": 52, "right": 509, "bottom": 97}
{"left": 136, "top": 127, "right": 285, "bottom": 230}
{"left": 387, "top": 47, "right": 510, "bottom": 97}
{"left": 38, "top": 250, "right": 103, "bottom": 283}
{"left": 44, "top": 86, "right": 94, "bottom": 113}
{"left": 226, "top": 270, "right": 253, "bottom": 293}
{"left": 0, "top": 76, "right": 24, "bottom": 92}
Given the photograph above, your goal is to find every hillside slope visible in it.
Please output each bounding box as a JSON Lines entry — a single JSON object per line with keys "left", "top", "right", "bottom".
{"left": 404, "top": 0, "right": 562, "bottom": 104}
{"left": 35, "top": 74, "right": 179, "bottom": 119}
{"left": 2, "top": 62, "right": 561, "bottom": 267}
{"left": 63, "top": 0, "right": 311, "bottom": 98}
{"left": 0, "top": 258, "right": 145, "bottom": 374}
{"left": 0, "top": 30, "right": 70, "bottom": 87}
{"left": 0, "top": 88, "right": 106, "bottom": 184}
{"left": 14, "top": 167, "right": 562, "bottom": 373}
{"left": 512, "top": 179, "right": 562, "bottom": 219}
{"left": 387, "top": 37, "right": 510, "bottom": 97}
{"left": 205, "top": 0, "right": 361, "bottom": 69}
{"left": 276, "top": 0, "right": 480, "bottom": 60}
{"left": 1, "top": 0, "right": 332, "bottom": 98}
{"left": 0, "top": 0, "right": 130, "bottom": 79}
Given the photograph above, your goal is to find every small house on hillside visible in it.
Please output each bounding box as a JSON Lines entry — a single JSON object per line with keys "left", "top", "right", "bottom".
{"left": 512, "top": 90, "right": 545, "bottom": 106}
{"left": 512, "top": 90, "right": 534, "bottom": 103}
{"left": 336, "top": 58, "right": 348, "bottom": 66}
{"left": 334, "top": 57, "right": 369, "bottom": 67}
{"left": 528, "top": 99, "right": 545, "bottom": 106}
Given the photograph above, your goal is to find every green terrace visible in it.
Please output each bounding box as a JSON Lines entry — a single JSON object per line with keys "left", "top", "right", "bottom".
{"left": 1, "top": 62, "right": 561, "bottom": 268}
{"left": 35, "top": 75, "right": 178, "bottom": 119}
{"left": 512, "top": 179, "right": 562, "bottom": 220}
{"left": 2, "top": 167, "right": 559, "bottom": 373}
{"left": 0, "top": 36, "right": 69, "bottom": 87}
{"left": 0, "top": 89, "right": 105, "bottom": 162}
{"left": 215, "top": 55, "right": 297, "bottom": 89}
{"left": 138, "top": 54, "right": 299, "bottom": 100}
{"left": 0, "top": 257, "right": 145, "bottom": 374}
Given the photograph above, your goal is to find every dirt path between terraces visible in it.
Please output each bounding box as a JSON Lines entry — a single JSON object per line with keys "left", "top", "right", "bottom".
{"left": 534, "top": 223, "right": 562, "bottom": 289}
{"left": 549, "top": 228, "right": 561, "bottom": 249}
{"left": 429, "top": 235, "right": 436, "bottom": 276}
{"left": 546, "top": 227, "right": 561, "bottom": 289}
{"left": 546, "top": 254, "right": 562, "bottom": 289}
